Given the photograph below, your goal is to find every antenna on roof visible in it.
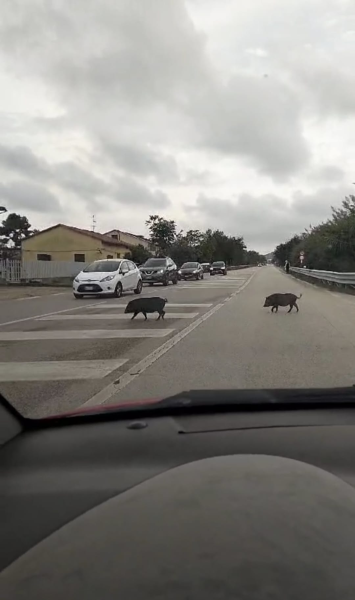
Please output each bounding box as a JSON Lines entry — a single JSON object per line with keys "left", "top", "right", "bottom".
{"left": 91, "top": 215, "right": 96, "bottom": 232}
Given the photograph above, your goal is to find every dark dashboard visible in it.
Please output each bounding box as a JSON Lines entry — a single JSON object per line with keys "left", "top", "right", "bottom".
{"left": 2, "top": 390, "right": 355, "bottom": 599}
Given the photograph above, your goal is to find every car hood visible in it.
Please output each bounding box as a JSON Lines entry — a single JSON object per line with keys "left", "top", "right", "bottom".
{"left": 77, "top": 271, "right": 117, "bottom": 282}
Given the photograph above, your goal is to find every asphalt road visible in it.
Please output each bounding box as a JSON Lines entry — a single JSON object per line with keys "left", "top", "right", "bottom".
{"left": 2, "top": 266, "right": 355, "bottom": 418}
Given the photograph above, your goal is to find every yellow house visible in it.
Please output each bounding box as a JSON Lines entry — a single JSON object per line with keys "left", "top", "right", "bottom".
{"left": 104, "top": 229, "right": 152, "bottom": 250}
{"left": 22, "top": 224, "right": 133, "bottom": 264}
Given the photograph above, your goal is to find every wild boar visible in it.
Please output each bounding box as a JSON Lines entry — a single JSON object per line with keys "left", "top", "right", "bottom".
{"left": 124, "top": 297, "right": 168, "bottom": 320}
{"left": 263, "top": 292, "right": 302, "bottom": 313}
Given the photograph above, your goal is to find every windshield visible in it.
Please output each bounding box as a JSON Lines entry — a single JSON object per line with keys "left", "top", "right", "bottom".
{"left": 1, "top": 1, "right": 352, "bottom": 420}
{"left": 83, "top": 261, "right": 121, "bottom": 273}
{"left": 142, "top": 258, "right": 166, "bottom": 267}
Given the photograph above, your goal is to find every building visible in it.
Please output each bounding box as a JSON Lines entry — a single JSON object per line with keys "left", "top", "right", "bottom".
{"left": 22, "top": 224, "right": 134, "bottom": 264}
{"left": 104, "top": 229, "right": 152, "bottom": 250}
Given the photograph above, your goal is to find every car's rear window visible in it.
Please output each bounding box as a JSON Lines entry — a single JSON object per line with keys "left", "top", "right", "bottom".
{"left": 83, "top": 261, "right": 121, "bottom": 273}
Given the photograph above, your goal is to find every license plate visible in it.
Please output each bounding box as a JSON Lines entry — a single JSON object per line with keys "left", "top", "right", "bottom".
{"left": 85, "top": 286, "right": 95, "bottom": 291}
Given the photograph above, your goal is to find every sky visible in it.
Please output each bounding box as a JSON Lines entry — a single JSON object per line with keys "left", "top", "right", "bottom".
{"left": 0, "top": 0, "right": 354, "bottom": 253}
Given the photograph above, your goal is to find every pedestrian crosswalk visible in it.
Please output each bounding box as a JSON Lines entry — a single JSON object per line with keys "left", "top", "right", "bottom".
{"left": 0, "top": 274, "right": 250, "bottom": 387}
{"left": 0, "top": 300, "right": 213, "bottom": 382}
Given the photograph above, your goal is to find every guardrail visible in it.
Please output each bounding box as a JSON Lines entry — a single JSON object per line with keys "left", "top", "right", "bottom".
{"left": 290, "top": 267, "right": 355, "bottom": 289}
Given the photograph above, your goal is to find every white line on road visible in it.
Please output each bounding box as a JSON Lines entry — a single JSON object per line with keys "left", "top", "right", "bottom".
{"left": 0, "top": 300, "right": 106, "bottom": 328}
{"left": 94, "top": 303, "right": 213, "bottom": 309}
{"left": 0, "top": 359, "right": 128, "bottom": 381}
{"left": 177, "top": 284, "right": 243, "bottom": 289}
{"left": 81, "top": 271, "right": 256, "bottom": 408}
{"left": 38, "top": 312, "right": 199, "bottom": 321}
{"left": 0, "top": 329, "right": 174, "bottom": 341}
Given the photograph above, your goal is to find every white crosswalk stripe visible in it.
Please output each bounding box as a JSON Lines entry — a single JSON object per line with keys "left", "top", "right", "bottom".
{"left": 0, "top": 301, "right": 211, "bottom": 383}
{"left": 96, "top": 303, "right": 213, "bottom": 309}
{"left": 0, "top": 329, "right": 174, "bottom": 340}
{"left": 38, "top": 313, "right": 199, "bottom": 321}
{"left": 0, "top": 359, "right": 128, "bottom": 382}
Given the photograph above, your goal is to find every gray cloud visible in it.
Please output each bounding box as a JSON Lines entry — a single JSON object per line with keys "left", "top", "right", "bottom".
{"left": 188, "top": 186, "right": 348, "bottom": 252}
{"left": 114, "top": 176, "right": 171, "bottom": 209}
{"left": 308, "top": 165, "right": 345, "bottom": 184}
{"left": 0, "top": 144, "right": 49, "bottom": 179}
{"left": 0, "top": 181, "right": 62, "bottom": 213}
{"left": 0, "top": 0, "right": 353, "bottom": 245}
{"left": 0, "top": 0, "right": 311, "bottom": 179}
{"left": 104, "top": 142, "right": 179, "bottom": 182}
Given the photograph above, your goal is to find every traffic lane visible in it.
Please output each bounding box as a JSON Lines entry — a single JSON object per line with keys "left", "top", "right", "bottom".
{"left": 0, "top": 277, "right": 248, "bottom": 418}
{"left": 108, "top": 265, "right": 355, "bottom": 403}
{"left": 0, "top": 290, "right": 100, "bottom": 326}
{"left": 0, "top": 270, "right": 247, "bottom": 325}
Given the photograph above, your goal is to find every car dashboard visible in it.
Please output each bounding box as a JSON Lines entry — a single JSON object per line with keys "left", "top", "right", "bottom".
{"left": 2, "top": 392, "right": 355, "bottom": 599}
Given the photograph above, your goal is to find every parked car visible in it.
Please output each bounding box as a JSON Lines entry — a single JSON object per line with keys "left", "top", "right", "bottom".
{"left": 210, "top": 261, "right": 227, "bottom": 276}
{"left": 139, "top": 257, "right": 178, "bottom": 286}
{"left": 201, "top": 262, "right": 211, "bottom": 273}
{"left": 73, "top": 259, "right": 142, "bottom": 298}
{"left": 178, "top": 262, "right": 204, "bottom": 281}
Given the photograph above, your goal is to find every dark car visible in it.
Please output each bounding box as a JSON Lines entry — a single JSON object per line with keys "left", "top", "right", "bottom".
{"left": 210, "top": 261, "right": 227, "bottom": 276}
{"left": 139, "top": 257, "right": 178, "bottom": 286}
{"left": 179, "top": 262, "right": 204, "bottom": 281}
{"left": 201, "top": 262, "right": 211, "bottom": 273}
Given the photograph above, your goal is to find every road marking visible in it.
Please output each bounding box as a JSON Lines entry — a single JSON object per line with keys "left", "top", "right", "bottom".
{"left": 38, "top": 312, "right": 199, "bottom": 321}
{"left": 15, "top": 292, "right": 69, "bottom": 301}
{"left": 0, "top": 359, "right": 128, "bottom": 381}
{"left": 81, "top": 271, "right": 256, "bottom": 408}
{"left": 94, "top": 303, "right": 213, "bottom": 309}
{"left": 0, "top": 329, "right": 174, "bottom": 341}
{"left": 0, "top": 300, "right": 105, "bottom": 328}
{"left": 178, "top": 284, "right": 243, "bottom": 289}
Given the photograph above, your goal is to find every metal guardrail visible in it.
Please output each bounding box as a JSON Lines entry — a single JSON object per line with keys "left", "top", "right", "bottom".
{"left": 290, "top": 267, "right": 355, "bottom": 287}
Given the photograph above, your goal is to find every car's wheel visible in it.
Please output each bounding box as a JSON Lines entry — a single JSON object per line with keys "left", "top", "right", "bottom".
{"left": 73, "top": 293, "right": 83, "bottom": 299}
{"left": 211, "top": 272, "right": 214, "bottom": 276}
{"left": 114, "top": 282, "right": 123, "bottom": 298}
{"left": 162, "top": 276, "right": 169, "bottom": 286}
{"left": 134, "top": 279, "right": 143, "bottom": 295}
{"left": 201, "top": 273, "right": 204, "bottom": 279}
{"left": 172, "top": 275, "right": 178, "bottom": 284}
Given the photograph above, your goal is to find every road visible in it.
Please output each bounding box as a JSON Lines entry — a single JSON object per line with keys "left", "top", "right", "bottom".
{"left": 2, "top": 266, "right": 355, "bottom": 418}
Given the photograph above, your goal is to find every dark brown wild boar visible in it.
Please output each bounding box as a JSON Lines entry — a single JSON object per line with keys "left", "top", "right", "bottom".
{"left": 263, "top": 293, "right": 302, "bottom": 313}
{"left": 125, "top": 297, "right": 168, "bottom": 320}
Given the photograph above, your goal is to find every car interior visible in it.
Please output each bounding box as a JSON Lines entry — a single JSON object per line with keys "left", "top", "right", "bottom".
{"left": 2, "top": 389, "right": 355, "bottom": 598}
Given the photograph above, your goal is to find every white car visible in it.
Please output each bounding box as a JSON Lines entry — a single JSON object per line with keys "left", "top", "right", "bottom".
{"left": 73, "top": 259, "right": 143, "bottom": 299}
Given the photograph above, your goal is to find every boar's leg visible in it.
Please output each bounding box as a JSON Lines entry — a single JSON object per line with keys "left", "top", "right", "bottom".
{"left": 131, "top": 311, "right": 138, "bottom": 320}
{"left": 288, "top": 304, "right": 294, "bottom": 313}
{"left": 271, "top": 305, "right": 278, "bottom": 312}
{"left": 143, "top": 311, "right": 148, "bottom": 321}
{"left": 294, "top": 301, "right": 299, "bottom": 312}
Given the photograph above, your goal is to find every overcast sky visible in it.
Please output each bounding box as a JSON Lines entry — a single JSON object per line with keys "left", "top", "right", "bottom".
{"left": 0, "top": 0, "right": 354, "bottom": 253}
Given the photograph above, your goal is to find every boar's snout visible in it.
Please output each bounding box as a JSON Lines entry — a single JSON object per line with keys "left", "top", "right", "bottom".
{"left": 124, "top": 302, "right": 133, "bottom": 314}
{"left": 263, "top": 297, "right": 271, "bottom": 307}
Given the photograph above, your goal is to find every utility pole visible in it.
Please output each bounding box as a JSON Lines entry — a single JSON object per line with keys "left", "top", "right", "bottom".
{"left": 91, "top": 215, "right": 96, "bottom": 232}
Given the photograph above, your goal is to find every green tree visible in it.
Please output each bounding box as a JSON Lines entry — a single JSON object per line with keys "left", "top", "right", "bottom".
{"left": 124, "top": 244, "right": 152, "bottom": 265}
{"left": 145, "top": 215, "right": 176, "bottom": 255}
{"left": 0, "top": 213, "right": 35, "bottom": 259}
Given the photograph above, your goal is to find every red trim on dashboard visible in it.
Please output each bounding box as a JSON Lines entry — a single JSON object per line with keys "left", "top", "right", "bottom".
{"left": 45, "top": 397, "right": 161, "bottom": 419}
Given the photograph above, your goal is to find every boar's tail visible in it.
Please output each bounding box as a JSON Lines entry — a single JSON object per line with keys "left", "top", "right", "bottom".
{"left": 297, "top": 293, "right": 303, "bottom": 299}
{"left": 164, "top": 297, "right": 168, "bottom": 303}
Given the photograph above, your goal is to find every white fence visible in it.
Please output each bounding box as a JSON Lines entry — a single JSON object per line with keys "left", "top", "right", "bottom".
{"left": 290, "top": 267, "right": 355, "bottom": 288}
{"left": 0, "top": 260, "right": 90, "bottom": 282}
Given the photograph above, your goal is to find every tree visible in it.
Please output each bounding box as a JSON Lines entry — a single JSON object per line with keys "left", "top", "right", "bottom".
{"left": 0, "top": 213, "right": 35, "bottom": 258}
{"left": 145, "top": 215, "right": 176, "bottom": 255}
{"left": 124, "top": 244, "right": 152, "bottom": 265}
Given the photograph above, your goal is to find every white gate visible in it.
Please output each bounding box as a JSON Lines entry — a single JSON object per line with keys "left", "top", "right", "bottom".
{"left": 0, "top": 259, "right": 22, "bottom": 282}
